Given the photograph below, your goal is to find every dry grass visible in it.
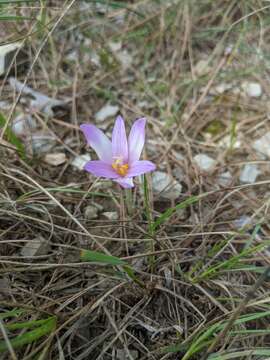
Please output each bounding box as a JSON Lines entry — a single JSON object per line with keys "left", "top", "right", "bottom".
{"left": 1, "top": 0, "right": 270, "bottom": 359}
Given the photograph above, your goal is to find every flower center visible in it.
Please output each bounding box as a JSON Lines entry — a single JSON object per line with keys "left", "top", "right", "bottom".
{"left": 112, "top": 158, "right": 129, "bottom": 177}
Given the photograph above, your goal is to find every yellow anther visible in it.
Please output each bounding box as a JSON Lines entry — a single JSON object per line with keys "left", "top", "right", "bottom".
{"left": 112, "top": 161, "right": 129, "bottom": 177}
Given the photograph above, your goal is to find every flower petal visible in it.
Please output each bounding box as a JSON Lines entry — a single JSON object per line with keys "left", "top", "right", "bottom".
{"left": 112, "top": 115, "right": 128, "bottom": 163}
{"left": 80, "top": 124, "right": 112, "bottom": 163}
{"left": 114, "top": 177, "right": 134, "bottom": 188}
{"left": 84, "top": 160, "right": 119, "bottom": 179}
{"left": 128, "top": 160, "right": 156, "bottom": 177}
{"left": 128, "top": 117, "right": 146, "bottom": 164}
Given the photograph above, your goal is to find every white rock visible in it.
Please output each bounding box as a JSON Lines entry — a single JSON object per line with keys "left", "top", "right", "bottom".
{"left": 137, "top": 100, "right": 150, "bottom": 109}
{"left": 116, "top": 50, "right": 132, "bottom": 69}
{"left": 213, "top": 83, "right": 232, "bottom": 94}
{"left": 108, "top": 41, "right": 132, "bottom": 69}
{"left": 95, "top": 104, "right": 119, "bottom": 122}
{"left": 194, "top": 59, "right": 210, "bottom": 76}
{"left": 84, "top": 205, "right": 98, "bottom": 220}
{"left": 172, "top": 167, "right": 184, "bottom": 181}
{"left": 0, "top": 42, "right": 22, "bottom": 76}
{"left": 219, "top": 135, "right": 241, "bottom": 149}
{"left": 44, "top": 153, "right": 66, "bottom": 166}
{"left": 66, "top": 50, "right": 78, "bottom": 62}
{"left": 26, "top": 132, "right": 56, "bottom": 154}
{"left": 252, "top": 132, "right": 270, "bottom": 158}
{"left": 242, "top": 82, "right": 262, "bottom": 98}
{"left": 152, "top": 171, "right": 182, "bottom": 200}
{"left": 233, "top": 215, "right": 252, "bottom": 229}
{"left": 0, "top": 101, "right": 10, "bottom": 110}
{"left": 71, "top": 154, "right": 91, "bottom": 170}
{"left": 239, "top": 164, "right": 260, "bottom": 183}
{"left": 194, "top": 154, "right": 216, "bottom": 171}
{"left": 20, "top": 236, "right": 49, "bottom": 257}
{"left": 89, "top": 51, "right": 100, "bottom": 67}
{"left": 9, "top": 77, "right": 67, "bottom": 117}
{"left": 172, "top": 150, "right": 185, "bottom": 161}
{"left": 218, "top": 171, "right": 232, "bottom": 186}
{"left": 108, "top": 41, "right": 122, "bottom": 52}
{"left": 12, "top": 114, "right": 37, "bottom": 136}
{"left": 103, "top": 211, "right": 118, "bottom": 221}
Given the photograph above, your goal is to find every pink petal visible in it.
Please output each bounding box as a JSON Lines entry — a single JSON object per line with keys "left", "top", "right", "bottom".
{"left": 112, "top": 115, "right": 128, "bottom": 163}
{"left": 127, "top": 160, "right": 156, "bottom": 177}
{"left": 84, "top": 161, "right": 119, "bottom": 179}
{"left": 128, "top": 117, "right": 146, "bottom": 164}
{"left": 80, "top": 124, "right": 112, "bottom": 164}
{"left": 114, "top": 177, "right": 134, "bottom": 188}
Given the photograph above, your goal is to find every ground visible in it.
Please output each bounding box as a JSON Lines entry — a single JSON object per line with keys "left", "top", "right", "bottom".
{"left": 1, "top": 1, "right": 270, "bottom": 359}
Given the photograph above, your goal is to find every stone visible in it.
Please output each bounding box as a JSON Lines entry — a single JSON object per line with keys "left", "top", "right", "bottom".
{"left": 108, "top": 41, "right": 122, "bottom": 52}
{"left": 252, "top": 132, "right": 270, "bottom": 158}
{"left": 218, "top": 171, "right": 233, "bottom": 187}
{"left": 12, "top": 114, "right": 37, "bottom": 136}
{"left": 102, "top": 211, "right": 118, "bottom": 221}
{"left": 20, "top": 236, "right": 50, "bottom": 257}
{"left": 26, "top": 132, "right": 56, "bottom": 155}
{"left": 95, "top": 104, "right": 119, "bottom": 122}
{"left": 172, "top": 167, "right": 184, "bottom": 181}
{"left": 84, "top": 205, "right": 98, "bottom": 220}
{"left": 9, "top": 77, "right": 67, "bottom": 117}
{"left": 71, "top": 154, "right": 91, "bottom": 170}
{"left": 213, "top": 83, "right": 232, "bottom": 95}
{"left": 194, "top": 59, "right": 210, "bottom": 76}
{"left": 0, "top": 42, "right": 22, "bottom": 76}
{"left": 194, "top": 154, "right": 216, "bottom": 171}
{"left": 44, "top": 153, "right": 66, "bottom": 166}
{"left": 242, "top": 82, "right": 262, "bottom": 98}
{"left": 219, "top": 135, "right": 241, "bottom": 149}
{"left": 239, "top": 164, "right": 260, "bottom": 183}
{"left": 152, "top": 171, "right": 182, "bottom": 200}
{"left": 116, "top": 50, "right": 132, "bottom": 69}
{"left": 233, "top": 215, "right": 252, "bottom": 229}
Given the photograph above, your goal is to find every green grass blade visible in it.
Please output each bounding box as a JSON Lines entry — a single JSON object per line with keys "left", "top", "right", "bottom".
{"left": 208, "top": 348, "right": 270, "bottom": 360}
{"left": 0, "top": 317, "right": 56, "bottom": 352}
{"left": 5, "top": 318, "right": 54, "bottom": 331}
{"left": 80, "top": 249, "right": 126, "bottom": 266}
{"left": 151, "top": 194, "right": 203, "bottom": 232}
{"left": 0, "top": 309, "right": 24, "bottom": 320}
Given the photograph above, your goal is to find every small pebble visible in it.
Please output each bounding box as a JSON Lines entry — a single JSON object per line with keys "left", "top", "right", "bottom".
{"left": 242, "top": 82, "right": 262, "bottom": 98}
{"left": 84, "top": 205, "right": 98, "bottom": 220}
{"left": 72, "top": 154, "right": 91, "bottom": 170}
{"left": 239, "top": 164, "right": 260, "bottom": 183}
{"left": 152, "top": 171, "right": 182, "bottom": 200}
{"left": 218, "top": 171, "right": 233, "bottom": 187}
{"left": 102, "top": 211, "right": 118, "bottom": 221}
{"left": 194, "top": 154, "right": 216, "bottom": 171}
{"left": 194, "top": 59, "right": 211, "bottom": 76}
{"left": 44, "top": 153, "right": 66, "bottom": 166}
{"left": 20, "top": 236, "right": 49, "bottom": 257}
{"left": 95, "top": 104, "right": 119, "bottom": 122}
{"left": 252, "top": 132, "right": 270, "bottom": 158}
{"left": 0, "top": 42, "right": 22, "bottom": 76}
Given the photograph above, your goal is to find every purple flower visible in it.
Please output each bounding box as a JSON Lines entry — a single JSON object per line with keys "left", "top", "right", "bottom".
{"left": 80, "top": 115, "right": 156, "bottom": 188}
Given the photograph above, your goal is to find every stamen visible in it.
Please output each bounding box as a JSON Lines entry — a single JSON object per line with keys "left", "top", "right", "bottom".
{"left": 112, "top": 161, "right": 129, "bottom": 176}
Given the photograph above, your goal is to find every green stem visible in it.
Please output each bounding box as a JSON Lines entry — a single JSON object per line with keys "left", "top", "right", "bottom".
{"left": 143, "top": 175, "right": 155, "bottom": 269}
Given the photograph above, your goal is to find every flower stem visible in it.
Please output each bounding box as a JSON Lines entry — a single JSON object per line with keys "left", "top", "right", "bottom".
{"left": 143, "top": 174, "right": 155, "bottom": 270}
{"left": 124, "top": 188, "right": 133, "bottom": 216}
